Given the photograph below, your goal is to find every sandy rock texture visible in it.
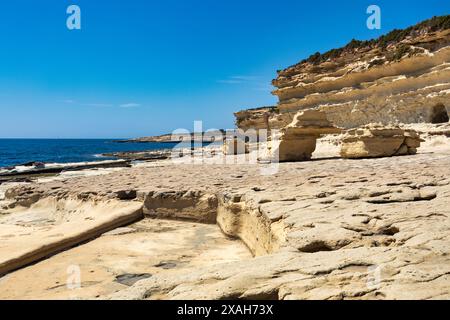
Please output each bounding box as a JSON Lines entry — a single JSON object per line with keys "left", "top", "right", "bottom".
{"left": 223, "top": 137, "right": 249, "bottom": 155}
{"left": 235, "top": 21, "right": 450, "bottom": 131}
{"left": 273, "top": 45, "right": 450, "bottom": 129}
{"left": 0, "top": 198, "right": 143, "bottom": 276}
{"left": 0, "top": 219, "right": 250, "bottom": 299}
{"left": 234, "top": 107, "right": 277, "bottom": 132}
{"left": 1, "top": 131, "right": 449, "bottom": 300}
{"left": 269, "top": 110, "right": 341, "bottom": 161}
{"left": 341, "top": 125, "right": 423, "bottom": 158}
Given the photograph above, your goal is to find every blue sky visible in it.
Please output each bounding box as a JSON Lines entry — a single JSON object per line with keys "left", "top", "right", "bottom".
{"left": 0, "top": 0, "right": 448, "bottom": 138}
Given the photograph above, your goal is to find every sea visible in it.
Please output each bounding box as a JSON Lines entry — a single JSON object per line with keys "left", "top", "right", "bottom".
{"left": 0, "top": 139, "right": 180, "bottom": 168}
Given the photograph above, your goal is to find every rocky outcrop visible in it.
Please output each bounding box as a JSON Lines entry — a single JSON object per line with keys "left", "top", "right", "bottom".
{"left": 102, "top": 150, "right": 172, "bottom": 161}
{"left": 235, "top": 16, "right": 450, "bottom": 131}
{"left": 0, "top": 198, "right": 143, "bottom": 276}
{"left": 223, "top": 137, "right": 249, "bottom": 155}
{"left": 234, "top": 106, "right": 277, "bottom": 131}
{"left": 0, "top": 160, "right": 132, "bottom": 184}
{"left": 117, "top": 131, "right": 224, "bottom": 143}
{"left": 341, "top": 125, "right": 423, "bottom": 158}
{"left": 1, "top": 134, "right": 449, "bottom": 299}
{"left": 269, "top": 110, "right": 341, "bottom": 161}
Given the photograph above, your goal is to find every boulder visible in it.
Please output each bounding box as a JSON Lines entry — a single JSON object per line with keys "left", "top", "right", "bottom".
{"left": 270, "top": 110, "right": 341, "bottom": 162}
{"left": 223, "top": 137, "right": 249, "bottom": 155}
{"left": 341, "top": 124, "right": 423, "bottom": 158}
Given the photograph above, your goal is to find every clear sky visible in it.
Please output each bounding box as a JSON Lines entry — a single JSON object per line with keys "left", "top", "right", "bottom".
{"left": 0, "top": 0, "right": 448, "bottom": 138}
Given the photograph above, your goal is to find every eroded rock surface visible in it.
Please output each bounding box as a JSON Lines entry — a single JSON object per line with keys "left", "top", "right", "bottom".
{"left": 0, "top": 199, "right": 143, "bottom": 276}
{"left": 223, "top": 137, "right": 249, "bottom": 155}
{"left": 341, "top": 125, "right": 423, "bottom": 158}
{"left": 1, "top": 133, "right": 449, "bottom": 300}
{"left": 235, "top": 16, "right": 450, "bottom": 131}
{"left": 0, "top": 219, "right": 250, "bottom": 299}
{"left": 269, "top": 110, "right": 341, "bottom": 161}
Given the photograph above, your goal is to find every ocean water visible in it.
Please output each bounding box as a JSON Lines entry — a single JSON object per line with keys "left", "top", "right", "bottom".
{"left": 0, "top": 139, "right": 180, "bottom": 168}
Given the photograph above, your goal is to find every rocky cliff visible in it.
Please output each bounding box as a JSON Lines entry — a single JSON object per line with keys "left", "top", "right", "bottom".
{"left": 234, "top": 106, "right": 278, "bottom": 131}
{"left": 236, "top": 15, "right": 450, "bottom": 130}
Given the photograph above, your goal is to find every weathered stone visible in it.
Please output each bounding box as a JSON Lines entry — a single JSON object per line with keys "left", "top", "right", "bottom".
{"left": 269, "top": 110, "right": 341, "bottom": 162}
{"left": 235, "top": 21, "right": 450, "bottom": 131}
{"left": 341, "top": 125, "right": 423, "bottom": 158}
{"left": 234, "top": 106, "right": 276, "bottom": 131}
{"left": 222, "top": 137, "right": 249, "bottom": 155}
{"left": 1, "top": 128, "right": 449, "bottom": 300}
{"left": 270, "top": 136, "right": 317, "bottom": 162}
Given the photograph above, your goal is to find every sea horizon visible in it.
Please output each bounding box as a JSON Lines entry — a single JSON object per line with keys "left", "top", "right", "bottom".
{"left": 0, "top": 137, "right": 133, "bottom": 140}
{"left": 0, "top": 1, "right": 448, "bottom": 304}
{"left": 0, "top": 138, "right": 177, "bottom": 168}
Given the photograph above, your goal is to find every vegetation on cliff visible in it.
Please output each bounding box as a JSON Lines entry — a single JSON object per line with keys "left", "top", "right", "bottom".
{"left": 283, "top": 15, "right": 449, "bottom": 70}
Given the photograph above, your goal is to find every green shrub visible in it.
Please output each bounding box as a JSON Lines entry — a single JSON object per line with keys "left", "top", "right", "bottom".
{"left": 293, "top": 15, "right": 449, "bottom": 68}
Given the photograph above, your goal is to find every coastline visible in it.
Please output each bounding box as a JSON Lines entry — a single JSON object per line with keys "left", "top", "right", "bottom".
{"left": 0, "top": 138, "right": 177, "bottom": 169}
{"left": 0, "top": 127, "right": 449, "bottom": 299}
{"left": 0, "top": 4, "right": 448, "bottom": 302}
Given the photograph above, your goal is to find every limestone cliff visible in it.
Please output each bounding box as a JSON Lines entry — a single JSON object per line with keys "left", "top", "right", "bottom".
{"left": 234, "top": 106, "right": 277, "bottom": 131}
{"left": 236, "top": 15, "right": 450, "bottom": 130}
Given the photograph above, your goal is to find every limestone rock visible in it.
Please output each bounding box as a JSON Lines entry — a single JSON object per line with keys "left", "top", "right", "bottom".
{"left": 341, "top": 125, "right": 423, "bottom": 158}
{"left": 270, "top": 110, "right": 341, "bottom": 161}
{"left": 1, "top": 133, "right": 450, "bottom": 300}
{"left": 269, "top": 135, "right": 317, "bottom": 162}
{"left": 235, "top": 17, "right": 450, "bottom": 131}
{"left": 234, "top": 106, "right": 277, "bottom": 131}
{"left": 222, "top": 137, "right": 249, "bottom": 155}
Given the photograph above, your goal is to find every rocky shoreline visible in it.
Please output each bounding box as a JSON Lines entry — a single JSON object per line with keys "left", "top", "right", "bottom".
{"left": 0, "top": 16, "right": 449, "bottom": 300}
{"left": 0, "top": 160, "right": 132, "bottom": 184}
{"left": 115, "top": 131, "right": 223, "bottom": 143}
{"left": 235, "top": 16, "right": 450, "bottom": 131}
{"left": 0, "top": 128, "right": 449, "bottom": 299}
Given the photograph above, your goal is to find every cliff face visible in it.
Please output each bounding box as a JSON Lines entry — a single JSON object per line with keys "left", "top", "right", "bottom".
{"left": 234, "top": 106, "right": 277, "bottom": 131}
{"left": 236, "top": 16, "right": 450, "bottom": 130}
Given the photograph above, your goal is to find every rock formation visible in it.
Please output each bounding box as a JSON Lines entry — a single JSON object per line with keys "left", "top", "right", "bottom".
{"left": 340, "top": 125, "right": 423, "bottom": 158}
{"left": 234, "top": 106, "right": 277, "bottom": 131}
{"left": 1, "top": 132, "right": 449, "bottom": 299}
{"left": 269, "top": 110, "right": 341, "bottom": 161}
{"left": 235, "top": 16, "right": 450, "bottom": 131}
{"left": 1, "top": 16, "right": 450, "bottom": 301}
{"left": 223, "top": 137, "right": 249, "bottom": 155}
{"left": 117, "top": 131, "right": 225, "bottom": 143}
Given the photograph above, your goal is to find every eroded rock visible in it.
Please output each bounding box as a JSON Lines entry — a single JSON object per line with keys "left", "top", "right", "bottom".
{"left": 269, "top": 110, "right": 341, "bottom": 161}
{"left": 235, "top": 18, "right": 450, "bottom": 131}
{"left": 1, "top": 125, "right": 449, "bottom": 300}
{"left": 341, "top": 125, "right": 423, "bottom": 158}
{"left": 222, "top": 137, "right": 249, "bottom": 155}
